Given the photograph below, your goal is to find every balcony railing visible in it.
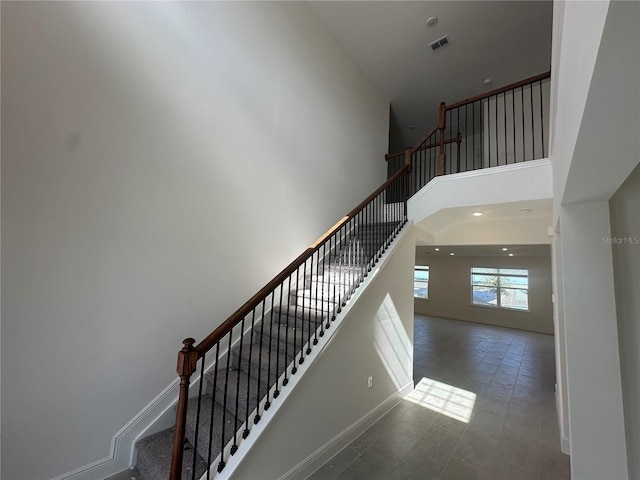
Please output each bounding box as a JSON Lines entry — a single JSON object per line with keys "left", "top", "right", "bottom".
{"left": 387, "top": 71, "right": 551, "bottom": 196}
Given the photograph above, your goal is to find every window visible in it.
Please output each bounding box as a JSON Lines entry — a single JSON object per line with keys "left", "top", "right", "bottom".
{"left": 471, "top": 267, "right": 528, "bottom": 310}
{"left": 414, "top": 266, "right": 429, "bottom": 299}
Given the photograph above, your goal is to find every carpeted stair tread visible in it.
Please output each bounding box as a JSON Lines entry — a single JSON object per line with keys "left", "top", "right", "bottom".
{"left": 231, "top": 342, "right": 296, "bottom": 384}
{"left": 184, "top": 395, "right": 239, "bottom": 462}
{"left": 205, "top": 368, "right": 268, "bottom": 421}
{"left": 254, "top": 319, "right": 326, "bottom": 359}
{"left": 135, "top": 427, "right": 207, "bottom": 480}
{"left": 271, "top": 305, "right": 328, "bottom": 327}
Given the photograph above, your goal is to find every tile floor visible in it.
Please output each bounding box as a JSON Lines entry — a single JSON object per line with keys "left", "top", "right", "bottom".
{"left": 307, "top": 314, "right": 570, "bottom": 480}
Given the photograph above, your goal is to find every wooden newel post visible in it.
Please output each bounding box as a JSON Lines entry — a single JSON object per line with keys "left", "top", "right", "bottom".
{"left": 170, "top": 338, "right": 198, "bottom": 480}
{"left": 437, "top": 102, "right": 446, "bottom": 176}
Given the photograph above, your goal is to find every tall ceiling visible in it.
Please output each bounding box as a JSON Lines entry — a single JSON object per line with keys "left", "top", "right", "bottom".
{"left": 308, "top": 1, "right": 553, "bottom": 152}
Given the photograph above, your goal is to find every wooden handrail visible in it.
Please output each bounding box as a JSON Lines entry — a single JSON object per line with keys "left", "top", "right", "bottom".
{"left": 194, "top": 164, "right": 410, "bottom": 357}
{"left": 409, "top": 123, "right": 439, "bottom": 156}
{"left": 445, "top": 71, "right": 550, "bottom": 111}
{"left": 384, "top": 151, "right": 404, "bottom": 161}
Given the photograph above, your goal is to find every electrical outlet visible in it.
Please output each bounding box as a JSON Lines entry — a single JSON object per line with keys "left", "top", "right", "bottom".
{"left": 368, "top": 376, "right": 373, "bottom": 388}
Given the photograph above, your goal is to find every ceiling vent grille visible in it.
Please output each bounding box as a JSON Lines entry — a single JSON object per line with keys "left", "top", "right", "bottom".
{"left": 429, "top": 34, "right": 449, "bottom": 51}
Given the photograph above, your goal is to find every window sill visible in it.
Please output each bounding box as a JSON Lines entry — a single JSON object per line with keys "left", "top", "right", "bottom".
{"left": 470, "top": 303, "right": 529, "bottom": 313}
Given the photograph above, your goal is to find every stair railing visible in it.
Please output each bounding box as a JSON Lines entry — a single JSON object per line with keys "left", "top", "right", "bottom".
{"left": 387, "top": 71, "right": 551, "bottom": 195}
{"left": 170, "top": 157, "right": 411, "bottom": 480}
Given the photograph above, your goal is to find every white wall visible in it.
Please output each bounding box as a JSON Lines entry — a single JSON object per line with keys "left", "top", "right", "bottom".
{"left": 434, "top": 216, "right": 552, "bottom": 246}
{"left": 550, "top": 225, "right": 570, "bottom": 453}
{"left": 414, "top": 253, "right": 554, "bottom": 334}
{"left": 0, "top": 3, "right": 389, "bottom": 479}
{"left": 548, "top": 0, "right": 609, "bottom": 222}
{"left": 409, "top": 159, "right": 553, "bottom": 227}
{"left": 228, "top": 227, "right": 416, "bottom": 480}
{"left": 610, "top": 163, "right": 640, "bottom": 480}
{"left": 550, "top": 0, "right": 640, "bottom": 477}
{"left": 558, "top": 202, "right": 628, "bottom": 480}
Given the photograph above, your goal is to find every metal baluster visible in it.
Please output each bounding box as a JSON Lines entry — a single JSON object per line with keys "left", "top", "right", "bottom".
{"left": 335, "top": 225, "right": 346, "bottom": 313}
{"left": 218, "top": 329, "right": 234, "bottom": 472}
{"left": 254, "top": 300, "right": 266, "bottom": 420}
{"left": 191, "top": 355, "right": 206, "bottom": 480}
{"left": 206, "top": 343, "right": 220, "bottom": 480}
{"left": 530, "top": 83, "right": 535, "bottom": 159}
{"left": 243, "top": 311, "right": 255, "bottom": 437}
{"left": 431, "top": 136, "right": 435, "bottom": 179}
{"left": 307, "top": 256, "right": 315, "bottom": 351}
{"left": 232, "top": 316, "right": 245, "bottom": 453}
{"left": 321, "top": 240, "right": 329, "bottom": 333}
{"left": 298, "top": 264, "right": 305, "bottom": 365}
{"left": 512, "top": 87, "right": 516, "bottom": 163}
{"left": 273, "top": 284, "right": 283, "bottom": 399}
{"left": 312, "top": 250, "right": 319, "bottom": 346}
{"left": 540, "top": 79, "right": 545, "bottom": 157}
{"left": 377, "top": 195, "right": 384, "bottom": 260}
{"left": 494, "top": 95, "right": 498, "bottom": 167}
{"left": 477, "top": 101, "right": 482, "bottom": 169}
{"left": 331, "top": 232, "right": 337, "bottom": 321}
{"left": 283, "top": 276, "right": 292, "bottom": 385}
{"left": 291, "top": 270, "right": 299, "bottom": 374}
{"left": 487, "top": 98, "right": 491, "bottom": 167}
{"left": 448, "top": 110, "right": 452, "bottom": 173}
{"left": 465, "top": 105, "right": 469, "bottom": 171}
{"left": 503, "top": 92, "right": 507, "bottom": 165}
{"left": 457, "top": 108, "right": 460, "bottom": 172}
{"left": 265, "top": 291, "right": 275, "bottom": 408}
{"left": 521, "top": 86, "right": 525, "bottom": 161}
{"left": 417, "top": 146, "right": 422, "bottom": 190}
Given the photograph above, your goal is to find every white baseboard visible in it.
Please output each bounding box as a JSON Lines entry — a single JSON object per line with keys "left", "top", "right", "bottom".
{"left": 278, "top": 382, "right": 414, "bottom": 480}
{"left": 561, "top": 436, "right": 571, "bottom": 455}
{"left": 554, "top": 387, "right": 571, "bottom": 456}
{"left": 49, "top": 378, "right": 180, "bottom": 480}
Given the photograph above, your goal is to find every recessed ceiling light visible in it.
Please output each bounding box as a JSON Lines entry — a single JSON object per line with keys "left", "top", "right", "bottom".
{"left": 508, "top": 253, "right": 514, "bottom": 257}
{"left": 472, "top": 212, "right": 483, "bottom": 217}
{"left": 450, "top": 252, "right": 455, "bottom": 256}
{"left": 434, "top": 248, "right": 440, "bottom": 251}
{"left": 426, "top": 16, "right": 438, "bottom": 28}
{"left": 483, "top": 78, "right": 493, "bottom": 86}
{"left": 502, "top": 247, "right": 508, "bottom": 251}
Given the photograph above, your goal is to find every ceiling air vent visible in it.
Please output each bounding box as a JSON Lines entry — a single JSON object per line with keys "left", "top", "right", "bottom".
{"left": 429, "top": 34, "right": 449, "bottom": 51}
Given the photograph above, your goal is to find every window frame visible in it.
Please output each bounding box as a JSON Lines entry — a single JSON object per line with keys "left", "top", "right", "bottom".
{"left": 414, "top": 265, "right": 429, "bottom": 300}
{"left": 470, "top": 267, "right": 529, "bottom": 311}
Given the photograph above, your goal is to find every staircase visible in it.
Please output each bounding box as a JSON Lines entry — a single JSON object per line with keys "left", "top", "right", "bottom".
{"left": 134, "top": 221, "right": 404, "bottom": 480}
{"left": 132, "top": 70, "right": 551, "bottom": 480}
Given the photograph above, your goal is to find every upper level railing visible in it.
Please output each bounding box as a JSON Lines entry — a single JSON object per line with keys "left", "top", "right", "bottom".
{"left": 387, "top": 71, "right": 550, "bottom": 196}
{"left": 169, "top": 161, "right": 411, "bottom": 479}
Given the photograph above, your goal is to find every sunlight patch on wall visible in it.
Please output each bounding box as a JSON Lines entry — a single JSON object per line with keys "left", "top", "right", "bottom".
{"left": 373, "top": 294, "right": 412, "bottom": 389}
{"left": 406, "top": 377, "right": 476, "bottom": 423}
